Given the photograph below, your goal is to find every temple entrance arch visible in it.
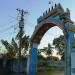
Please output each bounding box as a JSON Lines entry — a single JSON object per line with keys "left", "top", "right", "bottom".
{"left": 28, "top": 3, "right": 75, "bottom": 75}
{"left": 38, "top": 26, "right": 64, "bottom": 49}
{"left": 31, "top": 19, "right": 64, "bottom": 44}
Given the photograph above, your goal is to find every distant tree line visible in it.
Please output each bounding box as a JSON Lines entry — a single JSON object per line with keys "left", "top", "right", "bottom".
{"left": 1, "top": 34, "right": 73, "bottom": 61}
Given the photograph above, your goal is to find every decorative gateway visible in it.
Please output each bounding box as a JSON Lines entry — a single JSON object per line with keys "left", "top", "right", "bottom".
{"left": 28, "top": 3, "right": 75, "bottom": 75}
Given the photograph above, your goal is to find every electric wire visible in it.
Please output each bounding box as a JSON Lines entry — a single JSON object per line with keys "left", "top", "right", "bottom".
{"left": 0, "top": 24, "right": 17, "bottom": 34}
{"left": 0, "top": 24, "right": 18, "bottom": 43}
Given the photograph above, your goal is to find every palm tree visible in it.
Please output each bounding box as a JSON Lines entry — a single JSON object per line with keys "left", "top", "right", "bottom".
{"left": 1, "top": 34, "right": 30, "bottom": 58}
{"left": 1, "top": 39, "right": 18, "bottom": 69}
{"left": 1, "top": 38, "right": 18, "bottom": 59}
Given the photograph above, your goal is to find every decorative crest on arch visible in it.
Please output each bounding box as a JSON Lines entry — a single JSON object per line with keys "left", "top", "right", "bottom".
{"left": 30, "top": 3, "right": 75, "bottom": 44}
{"left": 37, "top": 3, "right": 70, "bottom": 24}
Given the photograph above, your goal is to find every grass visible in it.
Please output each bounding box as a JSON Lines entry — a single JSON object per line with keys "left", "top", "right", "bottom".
{"left": 37, "top": 70, "right": 64, "bottom": 75}
{"left": 37, "top": 67, "right": 64, "bottom": 75}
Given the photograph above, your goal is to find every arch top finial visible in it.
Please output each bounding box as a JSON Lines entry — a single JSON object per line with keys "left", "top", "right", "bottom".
{"left": 48, "top": 8, "right": 50, "bottom": 12}
{"left": 58, "top": 3, "right": 61, "bottom": 6}
{"left": 46, "top": 10, "right": 47, "bottom": 14}
{"left": 66, "top": 8, "right": 70, "bottom": 14}
{"left": 55, "top": 4, "right": 57, "bottom": 8}
{"left": 51, "top": 6, "right": 53, "bottom": 10}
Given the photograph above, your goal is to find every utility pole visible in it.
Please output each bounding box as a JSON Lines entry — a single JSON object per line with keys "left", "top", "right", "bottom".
{"left": 17, "top": 8, "right": 28, "bottom": 75}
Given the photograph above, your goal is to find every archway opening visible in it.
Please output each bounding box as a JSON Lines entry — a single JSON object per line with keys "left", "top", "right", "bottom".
{"left": 37, "top": 26, "right": 65, "bottom": 75}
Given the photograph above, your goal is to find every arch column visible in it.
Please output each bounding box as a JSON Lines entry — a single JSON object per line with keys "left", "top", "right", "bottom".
{"left": 66, "top": 31, "right": 74, "bottom": 75}
{"left": 65, "top": 23, "right": 74, "bottom": 75}
{"left": 29, "top": 42, "right": 38, "bottom": 75}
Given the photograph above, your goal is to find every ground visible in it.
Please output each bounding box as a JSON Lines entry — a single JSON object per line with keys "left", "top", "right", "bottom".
{"left": 37, "top": 71, "right": 64, "bottom": 75}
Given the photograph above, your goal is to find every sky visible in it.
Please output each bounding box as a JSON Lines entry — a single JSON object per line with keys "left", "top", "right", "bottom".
{"left": 0, "top": 0, "right": 75, "bottom": 51}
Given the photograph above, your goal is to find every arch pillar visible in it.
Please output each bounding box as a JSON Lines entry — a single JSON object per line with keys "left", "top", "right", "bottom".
{"left": 65, "top": 23, "right": 74, "bottom": 75}
{"left": 66, "top": 31, "right": 74, "bottom": 75}
{"left": 29, "top": 42, "right": 38, "bottom": 75}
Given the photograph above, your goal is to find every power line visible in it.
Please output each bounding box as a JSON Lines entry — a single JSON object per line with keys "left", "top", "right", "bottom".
{"left": 0, "top": 24, "right": 18, "bottom": 42}
{"left": 0, "top": 19, "right": 16, "bottom": 27}
{"left": 0, "top": 24, "right": 17, "bottom": 34}
{"left": 9, "top": 15, "right": 17, "bottom": 20}
{"left": 0, "top": 29, "right": 15, "bottom": 40}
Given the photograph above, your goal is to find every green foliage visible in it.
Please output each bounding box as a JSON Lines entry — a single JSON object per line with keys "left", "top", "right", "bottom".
{"left": 47, "top": 43, "right": 53, "bottom": 56}
{"left": 1, "top": 34, "right": 30, "bottom": 59}
{"left": 15, "top": 26, "right": 30, "bottom": 54}
{"left": 73, "top": 38, "right": 75, "bottom": 48}
{"left": 38, "top": 54, "right": 46, "bottom": 61}
{"left": 1, "top": 39, "right": 17, "bottom": 59}
{"left": 22, "top": 35, "right": 29, "bottom": 53}
{"left": 53, "top": 35, "right": 65, "bottom": 60}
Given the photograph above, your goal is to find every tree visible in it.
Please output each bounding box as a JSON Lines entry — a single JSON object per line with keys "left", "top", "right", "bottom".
{"left": 46, "top": 43, "right": 53, "bottom": 61}
{"left": 39, "top": 43, "right": 53, "bottom": 61}
{"left": 47, "top": 43, "right": 53, "bottom": 57}
{"left": 73, "top": 38, "right": 75, "bottom": 48}
{"left": 53, "top": 35, "right": 65, "bottom": 60}
{"left": 15, "top": 23, "right": 30, "bottom": 56}
{"left": 22, "top": 35, "right": 29, "bottom": 54}
{"left": 11, "top": 38, "right": 18, "bottom": 53}
{"left": 16, "top": 34, "right": 30, "bottom": 56}
{"left": 1, "top": 34, "right": 30, "bottom": 58}
{"left": 1, "top": 38, "right": 18, "bottom": 59}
